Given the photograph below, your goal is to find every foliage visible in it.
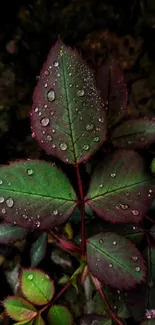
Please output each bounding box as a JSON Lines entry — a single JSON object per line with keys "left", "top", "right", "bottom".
{"left": 1, "top": 39, "right": 155, "bottom": 324}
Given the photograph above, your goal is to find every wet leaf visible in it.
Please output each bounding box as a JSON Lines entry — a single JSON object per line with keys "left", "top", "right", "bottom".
{"left": 21, "top": 268, "right": 55, "bottom": 305}
{"left": 96, "top": 55, "right": 127, "bottom": 128}
{"left": 86, "top": 232, "right": 146, "bottom": 289}
{"left": 145, "top": 246, "right": 155, "bottom": 309}
{"left": 0, "top": 160, "right": 77, "bottom": 229}
{"left": 30, "top": 39, "right": 107, "bottom": 164}
{"left": 111, "top": 118, "right": 155, "bottom": 148}
{"left": 76, "top": 314, "right": 112, "bottom": 325}
{"left": 30, "top": 232, "right": 47, "bottom": 267}
{"left": 0, "top": 223, "right": 28, "bottom": 244}
{"left": 124, "top": 283, "right": 147, "bottom": 322}
{"left": 3, "top": 297, "right": 37, "bottom": 321}
{"left": 47, "top": 305, "right": 73, "bottom": 325}
{"left": 85, "top": 150, "right": 155, "bottom": 223}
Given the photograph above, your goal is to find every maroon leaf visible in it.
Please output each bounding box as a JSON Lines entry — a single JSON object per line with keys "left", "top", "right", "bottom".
{"left": 76, "top": 314, "right": 112, "bottom": 325}
{"left": 86, "top": 232, "right": 146, "bottom": 290}
{"left": 85, "top": 150, "right": 155, "bottom": 223}
{"left": 111, "top": 118, "right": 155, "bottom": 148}
{"left": 30, "top": 39, "right": 107, "bottom": 164}
{"left": 96, "top": 55, "right": 127, "bottom": 128}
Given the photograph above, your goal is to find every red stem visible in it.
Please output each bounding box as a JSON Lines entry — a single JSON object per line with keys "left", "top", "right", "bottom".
{"left": 75, "top": 164, "right": 85, "bottom": 257}
{"left": 92, "top": 277, "right": 124, "bottom": 325}
{"left": 50, "top": 230, "right": 81, "bottom": 254}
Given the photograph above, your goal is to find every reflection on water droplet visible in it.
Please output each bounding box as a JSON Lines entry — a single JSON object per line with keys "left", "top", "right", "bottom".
{"left": 0, "top": 197, "right": 4, "bottom": 203}
{"left": 44, "top": 70, "right": 50, "bottom": 76}
{"left": 44, "top": 83, "right": 48, "bottom": 88}
{"left": 34, "top": 107, "right": 39, "bottom": 112}
{"left": 2, "top": 208, "right": 6, "bottom": 214}
{"left": 47, "top": 135, "right": 52, "bottom": 141}
{"left": 77, "top": 89, "right": 84, "bottom": 97}
{"left": 98, "top": 117, "right": 104, "bottom": 123}
{"left": 93, "top": 137, "right": 99, "bottom": 142}
{"left": 132, "top": 256, "right": 138, "bottom": 261}
{"left": 86, "top": 123, "right": 94, "bottom": 131}
{"left": 113, "top": 241, "right": 117, "bottom": 245}
{"left": 53, "top": 209, "right": 58, "bottom": 215}
{"left": 28, "top": 274, "right": 34, "bottom": 280}
{"left": 0, "top": 180, "right": 3, "bottom": 185}
{"left": 99, "top": 239, "right": 104, "bottom": 244}
{"left": 53, "top": 61, "right": 59, "bottom": 67}
{"left": 149, "top": 189, "right": 153, "bottom": 193}
{"left": 131, "top": 210, "right": 139, "bottom": 216}
{"left": 36, "top": 221, "right": 40, "bottom": 228}
{"left": 47, "top": 89, "right": 56, "bottom": 102}
{"left": 83, "top": 144, "right": 89, "bottom": 150}
{"left": 6, "top": 198, "right": 14, "bottom": 208}
{"left": 99, "top": 184, "right": 103, "bottom": 188}
{"left": 41, "top": 117, "right": 50, "bottom": 127}
{"left": 109, "top": 263, "right": 113, "bottom": 268}
{"left": 110, "top": 173, "right": 116, "bottom": 178}
{"left": 22, "top": 214, "right": 28, "bottom": 220}
{"left": 59, "top": 143, "right": 67, "bottom": 151}
{"left": 135, "top": 266, "right": 140, "bottom": 272}
{"left": 120, "top": 204, "right": 128, "bottom": 210}
{"left": 27, "top": 169, "right": 34, "bottom": 176}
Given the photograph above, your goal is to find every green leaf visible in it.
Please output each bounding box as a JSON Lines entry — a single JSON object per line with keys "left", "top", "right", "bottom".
{"left": 13, "top": 321, "right": 34, "bottom": 325}
{"left": 111, "top": 118, "right": 155, "bottom": 148}
{"left": 47, "top": 305, "right": 73, "bottom": 325}
{"left": 86, "top": 232, "right": 146, "bottom": 290}
{"left": 33, "top": 315, "right": 45, "bottom": 325}
{"left": 77, "top": 314, "right": 112, "bottom": 325}
{"left": 0, "top": 160, "right": 77, "bottom": 229}
{"left": 0, "top": 222, "right": 28, "bottom": 244}
{"left": 30, "top": 232, "right": 47, "bottom": 267}
{"left": 21, "top": 268, "right": 55, "bottom": 305}
{"left": 85, "top": 150, "right": 155, "bottom": 223}
{"left": 3, "top": 297, "right": 37, "bottom": 321}
{"left": 30, "top": 39, "right": 107, "bottom": 164}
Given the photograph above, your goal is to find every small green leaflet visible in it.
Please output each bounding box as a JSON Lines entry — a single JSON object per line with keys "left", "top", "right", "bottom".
{"left": 0, "top": 160, "right": 77, "bottom": 229}
{"left": 85, "top": 150, "right": 155, "bottom": 223}
{"left": 30, "top": 232, "right": 47, "bottom": 267}
{"left": 21, "top": 268, "right": 55, "bottom": 305}
{"left": 13, "top": 321, "right": 33, "bottom": 325}
{"left": 33, "top": 315, "right": 45, "bottom": 325}
{"left": 30, "top": 39, "right": 107, "bottom": 164}
{"left": 86, "top": 232, "right": 146, "bottom": 290}
{"left": 3, "top": 297, "right": 37, "bottom": 321}
{"left": 0, "top": 223, "right": 28, "bottom": 244}
{"left": 47, "top": 305, "right": 73, "bottom": 325}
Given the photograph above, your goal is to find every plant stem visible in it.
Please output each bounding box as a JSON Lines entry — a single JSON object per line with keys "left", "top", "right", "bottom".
{"left": 92, "top": 276, "right": 124, "bottom": 325}
{"left": 49, "top": 230, "right": 81, "bottom": 254}
{"left": 75, "top": 164, "right": 85, "bottom": 257}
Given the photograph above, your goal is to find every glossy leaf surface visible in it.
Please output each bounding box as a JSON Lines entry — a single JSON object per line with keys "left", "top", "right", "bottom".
{"left": 21, "top": 268, "right": 55, "bottom": 305}
{"left": 3, "top": 297, "right": 36, "bottom": 321}
{"left": 33, "top": 315, "right": 45, "bottom": 325}
{"left": 30, "top": 232, "right": 47, "bottom": 267}
{"left": 47, "top": 305, "right": 73, "bottom": 325}
{"left": 30, "top": 39, "right": 107, "bottom": 164}
{"left": 76, "top": 314, "right": 111, "bottom": 325}
{"left": 86, "top": 232, "right": 146, "bottom": 289}
{"left": 0, "top": 223, "right": 28, "bottom": 244}
{"left": 0, "top": 160, "right": 77, "bottom": 229}
{"left": 86, "top": 150, "right": 155, "bottom": 223}
{"left": 96, "top": 55, "right": 127, "bottom": 128}
{"left": 111, "top": 118, "right": 155, "bottom": 148}
{"left": 13, "top": 321, "right": 34, "bottom": 325}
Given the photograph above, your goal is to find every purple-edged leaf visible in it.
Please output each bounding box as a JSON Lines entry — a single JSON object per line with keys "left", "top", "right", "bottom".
{"left": 47, "top": 305, "right": 73, "bottom": 325}
{"left": 30, "top": 232, "right": 47, "bottom": 267}
{"left": 0, "top": 160, "right": 77, "bottom": 229}
{"left": 76, "top": 314, "right": 112, "bottom": 325}
{"left": 124, "top": 283, "right": 148, "bottom": 322}
{"left": 111, "top": 118, "right": 155, "bottom": 148}
{"left": 86, "top": 232, "right": 146, "bottom": 290}
{"left": 96, "top": 55, "right": 127, "bottom": 128}
{"left": 0, "top": 223, "right": 28, "bottom": 244}
{"left": 144, "top": 246, "right": 155, "bottom": 309}
{"left": 33, "top": 315, "right": 45, "bottom": 325}
{"left": 3, "top": 297, "right": 37, "bottom": 321}
{"left": 85, "top": 150, "right": 155, "bottom": 223}
{"left": 30, "top": 39, "right": 107, "bottom": 165}
{"left": 21, "top": 268, "right": 55, "bottom": 305}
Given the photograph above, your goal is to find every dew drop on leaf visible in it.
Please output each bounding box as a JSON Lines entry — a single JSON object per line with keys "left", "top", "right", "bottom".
{"left": 110, "top": 173, "right": 116, "bottom": 178}
{"left": 47, "top": 135, "right": 53, "bottom": 141}
{"left": 53, "top": 61, "right": 59, "bottom": 67}
{"left": 22, "top": 214, "right": 28, "bottom": 220}
{"left": 0, "top": 180, "right": 3, "bottom": 185}
{"left": 99, "top": 239, "right": 104, "bottom": 244}
{"left": 109, "top": 263, "right": 113, "bottom": 268}
{"left": 83, "top": 144, "right": 89, "bottom": 150}
{"left": 34, "top": 107, "right": 39, "bottom": 112}
{"left": 131, "top": 210, "right": 139, "bottom": 216}
{"left": 47, "top": 89, "right": 56, "bottom": 102}
{"left": 44, "top": 70, "right": 50, "bottom": 76}
{"left": 36, "top": 221, "right": 40, "bottom": 228}
{"left": 0, "top": 197, "right": 4, "bottom": 203}
{"left": 27, "top": 169, "right": 34, "bottom": 176}
{"left": 86, "top": 123, "right": 94, "bottom": 131}
{"left": 132, "top": 256, "right": 138, "bottom": 261}
{"left": 41, "top": 117, "right": 50, "bottom": 127}
{"left": 2, "top": 208, "right": 6, "bottom": 214}
{"left": 113, "top": 241, "right": 117, "bottom": 245}
{"left": 77, "top": 89, "right": 84, "bottom": 97}
{"left": 99, "top": 184, "right": 103, "bottom": 188}
{"left": 98, "top": 117, "right": 104, "bottom": 123}
{"left": 53, "top": 209, "right": 58, "bottom": 215}
{"left": 120, "top": 204, "right": 129, "bottom": 210}
{"left": 6, "top": 198, "right": 14, "bottom": 208}
{"left": 93, "top": 137, "right": 100, "bottom": 142}
{"left": 28, "top": 274, "right": 34, "bottom": 280}
{"left": 135, "top": 266, "right": 140, "bottom": 272}
{"left": 59, "top": 143, "right": 68, "bottom": 151}
{"left": 44, "top": 83, "right": 48, "bottom": 88}
{"left": 149, "top": 189, "right": 153, "bottom": 193}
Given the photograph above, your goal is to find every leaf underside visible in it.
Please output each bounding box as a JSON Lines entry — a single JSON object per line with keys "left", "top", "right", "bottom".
{"left": 87, "top": 232, "right": 146, "bottom": 290}
{"left": 30, "top": 39, "right": 107, "bottom": 164}
{"left": 86, "top": 150, "right": 155, "bottom": 223}
{"left": 111, "top": 118, "right": 155, "bottom": 148}
{"left": 30, "top": 232, "right": 47, "bottom": 267}
{"left": 0, "top": 160, "right": 77, "bottom": 229}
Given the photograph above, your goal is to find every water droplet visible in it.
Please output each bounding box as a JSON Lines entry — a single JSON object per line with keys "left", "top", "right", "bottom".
{"left": 1, "top": 208, "right": 6, "bottom": 214}
{"left": 77, "top": 89, "right": 84, "bottom": 97}
{"left": 113, "top": 241, "right": 117, "bottom": 245}
{"left": 53, "top": 209, "right": 58, "bottom": 215}
{"left": 149, "top": 189, "right": 153, "bottom": 193}
{"left": 27, "top": 169, "right": 34, "bottom": 176}
{"left": 99, "top": 184, "right": 103, "bottom": 188}
{"left": 0, "top": 197, "right": 4, "bottom": 203}
{"left": 44, "top": 104, "right": 48, "bottom": 109}
{"left": 59, "top": 143, "right": 67, "bottom": 151}
{"left": 110, "top": 173, "right": 116, "bottom": 178}
{"left": 93, "top": 137, "right": 99, "bottom": 142}
{"left": 52, "top": 129, "right": 56, "bottom": 133}
{"left": 36, "top": 221, "right": 40, "bottom": 228}
{"left": 22, "top": 214, "right": 28, "bottom": 220}
{"left": 117, "top": 290, "right": 121, "bottom": 294}
{"left": 0, "top": 180, "right": 3, "bottom": 185}
{"left": 6, "top": 198, "right": 14, "bottom": 208}
{"left": 69, "top": 72, "right": 72, "bottom": 76}
{"left": 47, "top": 135, "right": 52, "bottom": 141}
{"left": 132, "top": 256, "right": 138, "bottom": 261}
{"left": 135, "top": 266, "right": 140, "bottom": 272}
{"left": 53, "top": 61, "right": 59, "bottom": 67}
{"left": 86, "top": 123, "right": 94, "bottom": 131}
{"left": 41, "top": 117, "right": 50, "bottom": 127}
{"left": 120, "top": 204, "right": 129, "bottom": 210}
{"left": 99, "top": 239, "right": 104, "bottom": 244}
{"left": 32, "top": 132, "right": 35, "bottom": 138}
{"left": 47, "top": 89, "right": 56, "bottom": 102}
{"left": 44, "top": 70, "right": 50, "bottom": 76}
{"left": 109, "top": 263, "right": 113, "bottom": 268}
{"left": 44, "top": 83, "right": 48, "bottom": 88}
{"left": 28, "top": 274, "right": 34, "bottom": 280}
{"left": 83, "top": 144, "right": 89, "bottom": 150}
{"left": 131, "top": 210, "right": 139, "bottom": 216}
{"left": 34, "top": 107, "right": 39, "bottom": 112}
{"left": 133, "top": 226, "right": 136, "bottom": 230}
{"left": 98, "top": 117, "right": 104, "bottom": 123}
